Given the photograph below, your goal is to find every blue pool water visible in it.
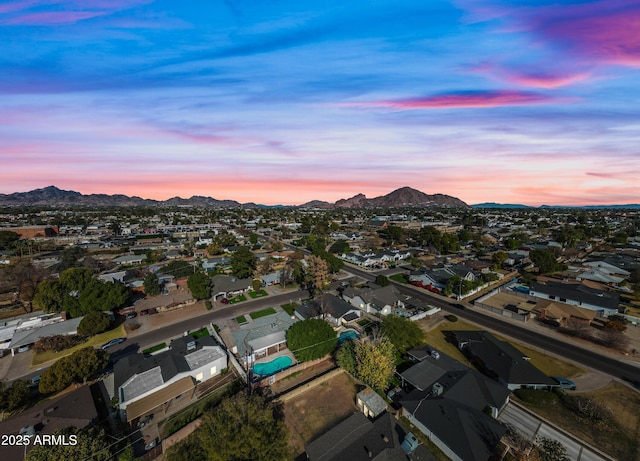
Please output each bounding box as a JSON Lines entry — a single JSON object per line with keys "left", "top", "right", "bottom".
{"left": 252, "top": 356, "right": 293, "bottom": 376}
{"left": 338, "top": 330, "right": 359, "bottom": 344}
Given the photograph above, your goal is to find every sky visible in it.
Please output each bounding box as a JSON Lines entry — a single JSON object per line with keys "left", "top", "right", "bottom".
{"left": 1, "top": 0, "right": 639, "bottom": 206}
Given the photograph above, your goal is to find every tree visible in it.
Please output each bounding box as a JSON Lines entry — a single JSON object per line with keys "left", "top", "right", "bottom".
{"left": 144, "top": 272, "right": 160, "bottom": 296}
{"left": 306, "top": 255, "right": 330, "bottom": 295}
{"left": 165, "top": 260, "right": 195, "bottom": 278}
{"left": 188, "top": 271, "right": 211, "bottom": 300}
{"left": 0, "top": 230, "right": 20, "bottom": 250}
{"left": 375, "top": 275, "right": 390, "bottom": 287}
{"left": 73, "top": 347, "right": 108, "bottom": 384}
{"left": 78, "top": 279, "right": 128, "bottom": 313}
{"left": 26, "top": 427, "right": 111, "bottom": 461}
{"left": 329, "top": 240, "right": 350, "bottom": 254}
{"left": 56, "top": 246, "right": 87, "bottom": 271}
{"left": 230, "top": 246, "right": 256, "bottom": 279}
{"left": 77, "top": 310, "right": 112, "bottom": 336}
{"left": 258, "top": 256, "right": 275, "bottom": 276}
{"left": 530, "top": 249, "right": 567, "bottom": 274}
{"left": 270, "top": 241, "right": 283, "bottom": 252}
{"left": 207, "top": 242, "right": 222, "bottom": 255}
{"left": 336, "top": 339, "right": 357, "bottom": 375}
{"left": 2, "top": 259, "right": 50, "bottom": 313}
{"left": 249, "top": 233, "right": 258, "bottom": 245}
{"left": 380, "top": 315, "right": 424, "bottom": 353}
{"left": 0, "top": 379, "right": 31, "bottom": 415}
{"left": 354, "top": 338, "right": 395, "bottom": 391}
{"left": 492, "top": 250, "right": 508, "bottom": 268}
{"left": 286, "top": 319, "right": 337, "bottom": 362}
{"left": 196, "top": 393, "right": 290, "bottom": 461}
{"left": 39, "top": 347, "right": 107, "bottom": 393}
{"left": 535, "top": 437, "right": 570, "bottom": 461}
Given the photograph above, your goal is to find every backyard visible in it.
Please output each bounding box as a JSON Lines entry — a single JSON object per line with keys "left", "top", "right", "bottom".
{"left": 283, "top": 371, "right": 359, "bottom": 457}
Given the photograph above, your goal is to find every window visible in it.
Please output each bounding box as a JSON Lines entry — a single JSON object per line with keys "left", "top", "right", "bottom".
{"left": 210, "top": 366, "right": 217, "bottom": 376}
{"left": 196, "top": 372, "right": 203, "bottom": 382}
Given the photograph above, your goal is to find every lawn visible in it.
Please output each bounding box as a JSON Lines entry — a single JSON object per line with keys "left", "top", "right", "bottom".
{"left": 419, "top": 318, "right": 585, "bottom": 378}
{"left": 389, "top": 273, "right": 408, "bottom": 284}
{"left": 142, "top": 342, "right": 167, "bottom": 354}
{"left": 249, "top": 307, "right": 276, "bottom": 320}
{"left": 190, "top": 327, "right": 210, "bottom": 339}
{"left": 281, "top": 302, "right": 298, "bottom": 316}
{"left": 248, "top": 289, "right": 268, "bottom": 299}
{"left": 31, "top": 324, "right": 126, "bottom": 367}
{"left": 228, "top": 294, "right": 246, "bottom": 304}
{"left": 283, "top": 371, "right": 358, "bottom": 457}
{"left": 235, "top": 315, "right": 247, "bottom": 324}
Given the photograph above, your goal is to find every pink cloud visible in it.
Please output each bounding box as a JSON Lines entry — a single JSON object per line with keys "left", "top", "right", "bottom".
{"left": 344, "top": 90, "right": 564, "bottom": 110}
{"left": 5, "top": 10, "right": 106, "bottom": 24}
{"left": 532, "top": 1, "right": 640, "bottom": 67}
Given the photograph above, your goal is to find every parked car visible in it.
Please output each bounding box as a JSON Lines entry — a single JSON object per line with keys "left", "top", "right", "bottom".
{"left": 140, "top": 308, "right": 158, "bottom": 315}
{"left": 220, "top": 298, "right": 229, "bottom": 304}
{"left": 145, "top": 438, "right": 158, "bottom": 451}
{"left": 554, "top": 377, "right": 577, "bottom": 390}
{"left": 126, "top": 312, "right": 137, "bottom": 319}
{"left": 100, "top": 338, "right": 126, "bottom": 350}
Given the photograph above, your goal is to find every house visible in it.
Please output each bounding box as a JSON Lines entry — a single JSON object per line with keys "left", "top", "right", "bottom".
{"left": 260, "top": 271, "right": 282, "bottom": 286}
{"left": 0, "top": 386, "right": 98, "bottom": 461}
{"left": 342, "top": 285, "right": 406, "bottom": 316}
{"left": 7, "top": 315, "right": 84, "bottom": 356}
{"left": 221, "top": 311, "right": 295, "bottom": 364}
{"left": 529, "top": 280, "right": 620, "bottom": 317}
{"left": 295, "top": 294, "right": 361, "bottom": 326}
{"left": 202, "top": 256, "right": 230, "bottom": 273}
{"left": 113, "top": 254, "right": 147, "bottom": 265}
{"left": 210, "top": 275, "right": 252, "bottom": 300}
{"left": 356, "top": 388, "right": 387, "bottom": 418}
{"left": 113, "top": 336, "right": 227, "bottom": 423}
{"left": 450, "top": 331, "right": 556, "bottom": 390}
{"left": 305, "top": 411, "right": 428, "bottom": 461}
{"left": 532, "top": 299, "right": 597, "bottom": 326}
{"left": 398, "top": 346, "right": 510, "bottom": 461}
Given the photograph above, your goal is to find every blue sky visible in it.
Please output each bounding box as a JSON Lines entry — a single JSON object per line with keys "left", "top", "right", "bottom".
{"left": 1, "top": 0, "right": 639, "bottom": 205}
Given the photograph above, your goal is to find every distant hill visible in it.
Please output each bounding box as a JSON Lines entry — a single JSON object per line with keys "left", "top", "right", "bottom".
{"left": 0, "top": 186, "right": 240, "bottom": 208}
{"left": 334, "top": 187, "right": 468, "bottom": 208}
{"left": 472, "top": 202, "right": 532, "bottom": 209}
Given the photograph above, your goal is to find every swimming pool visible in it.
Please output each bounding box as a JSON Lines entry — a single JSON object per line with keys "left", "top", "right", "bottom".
{"left": 252, "top": 356, "right": 293, "bottom": 376}
{"left": 338, "top": 329, "right": 359, "bottom": 344}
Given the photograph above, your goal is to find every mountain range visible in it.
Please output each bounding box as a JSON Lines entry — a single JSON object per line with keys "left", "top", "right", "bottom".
{"left": 0, "top": 186, "right": 468, "bottom": 208}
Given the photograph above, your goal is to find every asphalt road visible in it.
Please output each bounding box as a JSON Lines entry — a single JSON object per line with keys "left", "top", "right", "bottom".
{"left": 345, "top": 264, "right": 640, "bottom": 386}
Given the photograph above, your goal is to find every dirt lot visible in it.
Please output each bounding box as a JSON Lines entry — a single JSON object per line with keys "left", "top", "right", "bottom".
{"left": 283, "top": 371, "right": 359, "bottom": 457}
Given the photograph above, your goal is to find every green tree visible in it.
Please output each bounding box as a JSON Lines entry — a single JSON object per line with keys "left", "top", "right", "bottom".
{"left": 188, "top": 272, "right": 211, "bottom": 300}
{"left": 380, "top": 315, "right": 424, "bottom": 353}
{"left": 165, "top": 260, "right": 195, "bottom": 278}
{"left": 0, "top": 230, "right": 20, "bottom": 250}
{"left": 249, "top": 233, "right": 258, "bottom": 245}
{"left": 77, "top": 310, "right": 112, "bottom": 336}
{"left": 78, "top": 279, "right": 128, "bottom": 313}
{"left": 0, "top": 379, "right": 31, "bottom": 415}
{"left": 530, "top": 249, "right": 567, "bottom": 274}
{"left": 39, "top": 347, "right": 107, "bottom": 393}
{"left": 375, "top": 275, "right": 390, "bottom": 287}
{"left": 196, "top": 393, "right": 290, "bottom": 461}
{"left": 536, "top": 437, "right": 570, "bottom": 461}
{"left": 26, "top": 427, "right": 111, "bottom": 461}
{"left": 354, "top": 338, "right": 395, "bottom": 391}
{"left": 3, "top": 259, "right": 49, "bottom": 313}
{"left": 144, "top": 272, "right": 160, "bottom": 296}
{"left": 329, "top": 240, "right": 351, "bottom": 254}
{"left": 56, "top": 246, "right": 87, "bottom": 271}
{"left": 165, "top": 432, "right": 205, "bottom": 461}
{"left": 207, "top": 242, "right": 223, "bottom": 255}
{"left": 73, "top": 347, "right": 108, "bottom": 384}
{"left": 286, "top": 319, "right": 337, "bottom": 362}
{"left": 336, "top": 339, "right": 357, "bottom": 375}
{"left": 230, "top": 246, "right": 256, "bottom": 279}
{"left": 492, "top": 250, "right": 508, "bottom": 268}
{"left": 380, "top": 225, "right": 403, "bottom": 245}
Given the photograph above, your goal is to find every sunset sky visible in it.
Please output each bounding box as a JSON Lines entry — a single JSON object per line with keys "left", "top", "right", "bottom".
{"left": 1, "top": 0, "right": 639, "bottom": 206}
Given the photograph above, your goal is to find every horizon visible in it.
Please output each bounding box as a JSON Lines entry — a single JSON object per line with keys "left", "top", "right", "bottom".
{"left": 3, "top": 184, "right": 640, "bottom": 208}
{"left": 1, "top": 1, "right": 639, "bottom": 207}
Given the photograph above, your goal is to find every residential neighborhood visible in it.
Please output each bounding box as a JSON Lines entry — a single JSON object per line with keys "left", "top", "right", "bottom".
{"left": 0, "top": 203, "right": 639, "bottom": 461}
